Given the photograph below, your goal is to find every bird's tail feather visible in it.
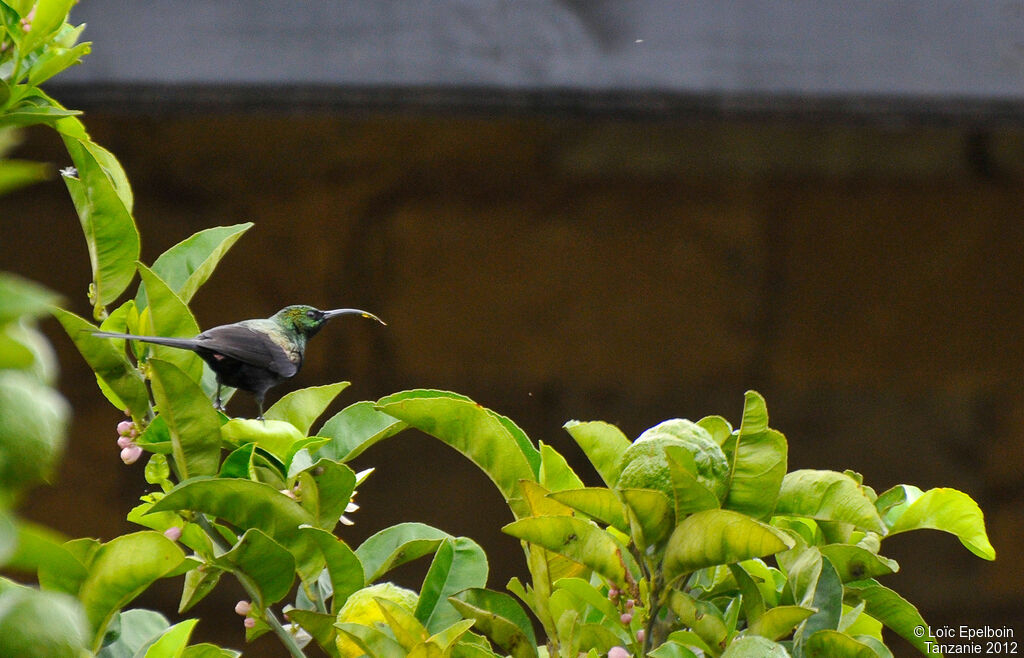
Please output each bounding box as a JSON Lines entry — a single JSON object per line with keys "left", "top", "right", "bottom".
{"left": 91, "top": 331, "right": 199, "bottom": 350}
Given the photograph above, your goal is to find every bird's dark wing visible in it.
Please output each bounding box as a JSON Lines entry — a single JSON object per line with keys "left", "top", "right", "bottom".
{"left": 194, "top": 324, "right": 299, "bottom": 378}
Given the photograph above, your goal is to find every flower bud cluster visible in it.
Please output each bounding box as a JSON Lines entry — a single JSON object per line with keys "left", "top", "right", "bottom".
{"left": 116, "top": 420, "right": 143, "bottom": 464}
{"left": 235, "top": 600, "right": 256, "bottom": 628}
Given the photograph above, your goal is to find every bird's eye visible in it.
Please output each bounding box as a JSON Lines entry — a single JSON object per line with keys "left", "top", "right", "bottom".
{"left": 306, "top": 310, "right": 317, "bottom": 319}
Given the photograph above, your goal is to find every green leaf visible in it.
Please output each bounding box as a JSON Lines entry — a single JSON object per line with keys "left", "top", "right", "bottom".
{"left": 667, "top": 590, "right": 728, "bottom": 653}
{"left": 621, "top": 487, "right": 674, "bottom": 548}
{"left": 96, "top": 608, "right": 170, "bottom": 657}
{"left": 148, "top": 359, "right": 221, "bottom": 479}
{"left": 562, "top": 420, "right": 631, "bottom": 488}
{"left": 663, "top": 509, "right": 794, "bottom": 584}
{"left": 298, "top": 458, "right": 357, "bottom": 530}
{"left": 355, "top": 522, "right": 452, "bottom": 584}
{"left": 376, "top": 390, "right": 538, "bottom": 518}
{"left": 76, "top": 532, "right": 185, "bottom": 650}
{"left": 448, "top": 588, "right": 538, "bottom": 658}
{"left": 844, "top": 579, "right": 938, "bottom": 656}
{"left": 649, "top": 641, "right": 700, "bottom": 658}
{"left": 552, "top": 577, "right": 619, "bottom": 622}
{"left": 26, "top": 42, "right": 91, "bottom": 85}
{"left": 416, "top": 537, "right": 489, "bottom": 633}
{"left": 719, "top": 635, "right": 792, "bottom": 657}
{"left": 664, "top": 445, "right": 721, "bottom": 516}
{"left": 502, "top": 516, "right": 639, "bottom": 587}
{"left": 264, "top": 383, "right": 350, "bottom": 435}
{"left": 60, "top": 136, "right": 139, "bottom": 318}
{"left": 334, "top": 622, "right": 406, "bottom": 658}
{"left": 775, "top": 470, "right": 886, "bottom": 533}
{"left": 885, "top": 487, "right": 995, "bottom": 560}
{"left": 148, "top": 477, "right": 322, "bottom": 582}
{"left": 818, "top": 544, "right": 898, "bottom": 582}
{"left": 538, "top": 442, "right": 585, "bottom": 492}
{"left": 376, "top": 596, "right": 430, "bottom": 650}
{"left": 6, "top": 521, "right": 88, "bottom": 595}
{"left": 143, "top": 223, "right": 253, "bottom": 305}
{"left": 136, "top": 264, "right": 203, "bottom": 382}
{"left": 20, "top": 0, "right": 75, "bottom": 52}
{"left": 803, "top": 629, "right": 878, "bottom": 657}
{"left": 220, "top": 418, "right": 305, "bottom": 465}
{"left": 721, "top": 391, "right": 788, "bottom": 519}
{"left": 52, "top": 308, "right": 149, "bottom": 418}
{"left": 316, "top": 401, "right": 407, "bottom": 462}
{"left": 792, "top": 553, "right": 843, "bottom": 649}
{"left": 0, "top": 157, "right": 51, "bottom": 195}
{"left": 179, "top": 564, "right": 223, "bottom": 613}
{"left": 214, "top": 529, "right": 295, "bottom": 607}
{"left": 0, "top": 587, "right": 90, "bottom": 658}
{"left": 285, "top": 609, "right": 340, "bottom": 658}
{"left": 298, "top": 527, "right": 364, "bottom": 614}
{"left": 0, "top": 273, "right": 60, "bottom": 323}
{"left": 748, "top": 605, "right": 816, "bottom": 641}
{"left": 547, "top": 487, "right": 629, "bottom": 533}
{"left": 426, "top": 619, "right": 477, "bottom": 654}
{"left": 142, "top": 618, "right": 200, "bottom": 657}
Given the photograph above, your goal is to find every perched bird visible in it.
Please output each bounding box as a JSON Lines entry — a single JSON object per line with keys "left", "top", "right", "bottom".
{"left": 93, "top": 305, "right": 385, "bottom": 418}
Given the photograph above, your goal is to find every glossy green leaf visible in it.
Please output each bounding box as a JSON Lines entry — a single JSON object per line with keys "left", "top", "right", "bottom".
{"left": 218, "top": 443, "right": 257, "bottom": 479}
{"left": 803, "top": 629, "right": 878, "bottom": 657}
{"left": 728, "top": 562, "right": 767, "bottom": 624}
{"left": 214, "top": 529, "right": 295, "bottom": 607}
{"left": 0, "top": 158, "right": 50, "bottom": 196}
{"left": 562, "top": 420, "right": 630, "bottom": 488}
{"left": 52, "top": 308, "right": 149, "bottom": 418}
{"left": 142, "top": 618, "right": 199, "bottom": 657}
{"left": 264, "top": 382, "right": 349, "bottom": 435}
{"left": 448, "top": 588, "right": 537, "bottom": 658}
{"left": 60, "top": 135, "right": 139, "bottom": 318}
{"left": 552, "top": 577, "right": 619, "bottom": 622}
{"left": 547, "top": 487, "right": 629, "bottom": 532}
{"left": 38, "top": 537, "right": 99, "bottom": 594}
{"left": 285, "top": 609, "right": 340, "bottom": 658}
{"left": 97, "top": 608, "right": 170, "bottom": 657}
{"left": 819, "top": 544, "right": 898, "bottom": 582}
{"left": 649, "top": 641, "right": 700, "bottom": 658}
{"left": 376, "top": 596, "right": 430, "bottom": 650}
{"left": 416, "top": 537, "right": 489, "bottom": 633}
{"left": 791, "top": 553, "right": 843, "bottom": 651}
{"left": 299, "top": 526, "right": 364, "bottom": 613}
{"left": 426, "top": 619, "right": 477, "bottom": 654}
{"left": 220, "top": 418, "right": 309, "bottom": 465}
{"left": 299, "top": 458, "right": 357, "bottom": 529}
{"left": 355, "top": 522, "right": 451, "bottom": 584}
{"left": 621, "top": 487, "right": 674, "bottom": 548}
{"left": 0, "top": 273, "right": 60, "bottom": 322}
{"left": 148, "top": 477, "right": 322, "bottom": 582}
{"left": 377, "top": 390, "right": 538, "bottom": 517}
{"left": 76, "top": 531, "right": 185, "bottom": 649}
{"left": 721, "top": 391, "right": 788, "bottom": 519}
{"left": 136, "top": 264, "right": 203, "bottom": 382}
{"left": 719, "top": 635, "right": 792, "bottom": 657}
{"left": 885, "top": 487, "right": 995, "bottom": 560}
{"left": 7, "top": 521, "right": 87, "bottom": 594}
{"left": 0, "top": 586, "right": 90, "bottom": 658}
{"left": 663, "top": 509, "right": 794, "bottom": 584}
{"left": 180, "top": 643, "right": 241, "bottom": 658}
{"left": 26, "top": 41, "right": 91, "bottom": 86}
{"left": 334, "top": 622, "right": 406, "bottom": 658}
{"left": 539, "top": 442, "right": 585, "bottom": 492}
{"left": 179, "top": 564, "right": 223, "bottom": 613}
{"left": 316, "top": 400, "right": 407, "bottom": 462}
{"left": 143, "top": 223, "right": 253, "bottom": 305}
{"left": 502, "top": 516, "right": 639, "bottom": 587}
{"left": 844, "top": 579, "right": 937, "bottom": 655}
{"left": 667, "top": 590, "right": 728, "bottom": 653}
{"left": 664, "top": 445, "right": 721, "bottom": 516}
{"left": 749, "top": 605, "right": 816, "bottom": 641}
{"left": 0, "top": 370, "right": 68, "bottom": 489}
{"left": 775, "top": 470, "right": 886, "bottom": 533}
{"left": 148, "top": 359, "right": 221, "bottom": 479}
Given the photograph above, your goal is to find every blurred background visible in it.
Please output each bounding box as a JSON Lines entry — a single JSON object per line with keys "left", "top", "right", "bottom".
{"left": 4, "top": 2, "right": 1024, "bottom": 655}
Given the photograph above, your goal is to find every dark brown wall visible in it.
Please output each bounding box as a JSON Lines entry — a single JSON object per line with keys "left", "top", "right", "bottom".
{"left": 6, "top": 113, "right": 1023, "bottom": 656}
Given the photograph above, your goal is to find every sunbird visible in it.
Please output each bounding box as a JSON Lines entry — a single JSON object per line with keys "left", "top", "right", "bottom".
{"left": 93, "top": 305, "right": 385, "bottom": 418}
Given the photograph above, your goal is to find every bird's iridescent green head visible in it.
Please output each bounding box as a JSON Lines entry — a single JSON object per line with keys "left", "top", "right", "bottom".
{"left": 272, "top": 305, "right": 386, "bottom": 338}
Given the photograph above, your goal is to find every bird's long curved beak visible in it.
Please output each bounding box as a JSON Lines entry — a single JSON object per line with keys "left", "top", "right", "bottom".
{"left": 323, "top": 308, "right": 387, "bottom": 325}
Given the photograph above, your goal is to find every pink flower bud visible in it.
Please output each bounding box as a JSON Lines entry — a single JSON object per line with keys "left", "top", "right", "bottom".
{"left": 608, "top": 647, "right": 630, "bottom": 658}
{"left": 620, "top": 612, "right": 633, "bottom": 625}
{"left": 117, "top": 420, "right": 134, "bottom": 436}
{"left": 117, "top": 435, "right": 134, "bottom": 449}
{"left": 636, "top": 629, "right": 646, "bottom": 643}
{"left": 608, "top": 587, "right": 620, "bottom": 600}
{"left": 243, "top": 617, "right": 256, "bottom": 629}
{"left": 120, "top": 445, "right": 143, "bottom": 464}
{"left": 625, "top": 598, "right": 634, "bottom": 609}
{"left": 163, "top": 527, "right": 182, "bottom": 542}
{"left": 235, "top": 600, "right": 251, "bottom": 616}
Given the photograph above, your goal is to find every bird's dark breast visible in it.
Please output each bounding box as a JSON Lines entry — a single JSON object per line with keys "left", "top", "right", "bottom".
{"left": 195, "top": 349, "right": 284, "bottom": 395}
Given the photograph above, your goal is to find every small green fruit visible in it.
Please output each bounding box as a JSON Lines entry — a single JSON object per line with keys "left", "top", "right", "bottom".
{"left": 616, "top": 418, "right": 729, "bottom": 502}
{"left": 335, "top": 583, "right": 419, "bottom": 657}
